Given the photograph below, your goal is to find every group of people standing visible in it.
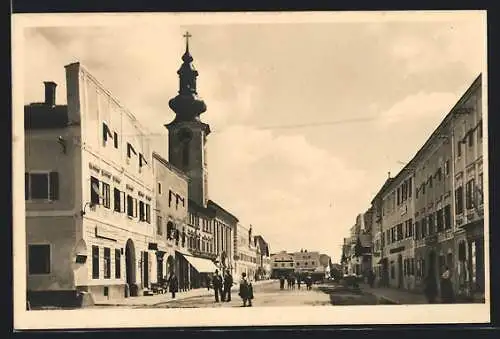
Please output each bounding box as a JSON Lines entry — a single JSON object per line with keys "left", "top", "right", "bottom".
{"left": 208, "top": 269, "right": 234, "bottom": 303}
{"left": 208, "top": 269, "right": 254, "bottom": 307}
{"left": 279, "top": 274, "right": 313, "bottom": 291}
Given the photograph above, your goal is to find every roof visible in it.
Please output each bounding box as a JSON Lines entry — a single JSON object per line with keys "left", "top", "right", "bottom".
{"left": 254, "top": 235, "right": 270, "bottom": 256}
{"left": 24, "top": 104, "right": 69, "bottom": 129}
{"left": 373, "top": 73, "right": 482, "bottom": 201}
{"left": 188, "top": 199, "right": 216, "bottom": 218}
{"left": 152, "top": 151, "right": 190, "bottom": 181}
{"left": 207, "top": 200, "right": 239, "bottom": 224}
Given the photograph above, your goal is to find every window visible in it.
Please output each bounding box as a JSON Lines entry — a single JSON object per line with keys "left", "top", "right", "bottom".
{"left": 92, "top": 246, "right": 99, "bottom": 279}
{"left": 457, "top": 141, "right": 462, "bottom": 157}
{"left": 428, "top": 214, "right": 435, "bottom": 235}
{"left": 445, "top": 160, "right": 450, "bottom": 175}
{"left": 466, "top": 179, "right": 475, "bottom": 210}
{"left": 25, "top": 172, "right": 59, "bottom": 200}
{"left": 305, "top": 262, "right": 308, "bottom": 266}
{"left": 437, "top": 168, "right": 442, "bottom": 181}
{"left": 114, "top": 188, "right": 122, "bottom": 212}
{"left": 115, "top": 249, "right": 121, "bottom": 279}
{"left": 102, "top": 182, "right": 111, "bottom": 208}
{"left": 478, "top": 173, "right": 484, "bottom": 205}
{"left": 468, "top": 131, "right": 474, "bottom": 147}
{"left": 281, "top": 263, "right": 284, "bottom": 267}
{"left": 312, "top": 261, "right": 315, "bottom": 266}
{"left": 429, "top": 175, "right": 433, "bottom": 188}
{"left": 390, "top": 265, "right": 395, "bottom": 279}
{"left": 274, "top": 263, "right": 278, "bottom": 267}
{"left": 408, "top": 219, "right": 413, "bottom": 238}
{"left": 436, "top": 209, "right": 444, "bottom": 232}
{"left": 422, "top": 218, "right": 427, "bottom": 238}
{"left": 397, "top": 187, "right": 401, "bottom": 205}
{"left": 455, "top": 186, "right": 464, "bottom": 214}
{"left": 444, "top": 205, "right": 452, "bottom": 230}
{"left": 157, "top": 215, "right": 163, "bottom": 235}
{"left": 415, "top": 220, "right": 421, "bottom": 240}
{"left": 289, "top": 263, "right": 293, "bottom": 267}
{"left": 422, "top": 183, "right": 426, "bottom": 195}
{"left": 91, "top": 176, "right": 100, "bottom": 205}
{"left": 168, "top": 190, "right": 173, "bottom": 207}
{"left": 478, "top": 120, "right": 483, "bottom": 139}
{"left": 158, "top": 182, "right": 162, "bottom": 195}
{"left": 139, "top": 201, "right": 145, "bottom": 221}
{"left": 397, "top": 224, "right": 403, "bottom": 241}
{"left": 408, "top": 177, "right": 412, "bottom": 198}
{"left": 28, "top": 244, "right": 50, "bottom": 274}
{"left": 104, "top": 247, "right": 111, "bottom": 279}
{"left": 113, "top": 132, "right": 119, "bottom": 148}
{"left": 127, "top": 195, "right": 134, "bottom": 217}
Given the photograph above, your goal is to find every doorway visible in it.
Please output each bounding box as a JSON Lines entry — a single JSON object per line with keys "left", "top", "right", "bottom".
{"left": 143, "top": 251, "right": 149, "bottom": 289}
{"left": 157, "top": 252, "right": 165, "bottom": 283}
{"left": 125, "top": 239, "right": 137, "bottom": 297}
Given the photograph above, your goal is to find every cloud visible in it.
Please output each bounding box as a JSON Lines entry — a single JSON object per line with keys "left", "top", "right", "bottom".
{"left": 390, "top": 20, "right": 485, "bottom": 76}
{"left": 207, "top": 124, "right": 369, "bottom": 257}
{"left": 376, "top": 91, "right": 459, "bottom": 128}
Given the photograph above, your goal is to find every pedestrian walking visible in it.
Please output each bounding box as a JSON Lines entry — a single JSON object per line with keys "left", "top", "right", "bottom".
{"left": 440, "top": 266, "right": 456, "bottom": 303}
{"left": 168, "top": 272, "right": 179, "bottom": 299}
{"left": 223, "top": 269, "right": 233, "bottom": 302}
{"left": 305, "top": 275, "right": 313, "bottom": 290}
{"left": 291, "top": 276, "right": 296, "bottom": 290}
{"left": 212, "top": 269, "right": 223, "bottom": 302}
{"left": 297, "top": 275, "right": 301, "bottom": 290}
{"left": 279, "top": 275, "right": 285, "bottom": 290}
{"left": 238, "top": 272, "right": 254, "bottom": 307}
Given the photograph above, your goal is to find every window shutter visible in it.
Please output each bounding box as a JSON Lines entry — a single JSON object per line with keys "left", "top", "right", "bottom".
{"left": 49, "top": 172, "right": 59, "bottom": 200}
{"left": 25, "top": 173, "right": 29, "bottom": 200}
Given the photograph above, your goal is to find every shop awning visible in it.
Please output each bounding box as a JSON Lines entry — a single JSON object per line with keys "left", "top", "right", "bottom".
{"left": 183, "top": 254, "right": 218, "bottom": 273}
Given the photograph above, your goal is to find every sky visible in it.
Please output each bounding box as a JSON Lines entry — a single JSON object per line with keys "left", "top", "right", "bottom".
{"left": 21, "top": 12, "right": 486, "bottom": 262}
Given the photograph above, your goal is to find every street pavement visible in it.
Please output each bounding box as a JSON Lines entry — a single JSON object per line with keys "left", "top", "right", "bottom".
{"left": 151, "top": 280, "right": 331, "bottom": 308}
{"left": 137, "top": 280, "right": 388, "bottom": 308}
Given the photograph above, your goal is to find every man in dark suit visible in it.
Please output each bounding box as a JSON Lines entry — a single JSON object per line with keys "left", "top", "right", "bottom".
{"left": 212, "top": 270, "right": 223, "bottom": 302}
{"left": 223, "top": 270, "right": 233, "bottom": 302}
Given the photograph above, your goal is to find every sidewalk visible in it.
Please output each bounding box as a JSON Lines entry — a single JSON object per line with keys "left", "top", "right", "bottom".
{"left": 94, "top": 279, "right": 275, "bottom": 307}
{"left": 359, "top": 284, "right": 428, "bottom": 305}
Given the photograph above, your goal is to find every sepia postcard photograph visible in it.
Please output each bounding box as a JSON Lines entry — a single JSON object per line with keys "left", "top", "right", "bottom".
{"left": 12, "top": 10, "right": 490, "bottom": 329}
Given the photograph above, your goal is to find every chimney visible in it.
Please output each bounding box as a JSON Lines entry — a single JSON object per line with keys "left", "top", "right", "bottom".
{"left": 44, "top": 81, "right": 57, "bottom": 107}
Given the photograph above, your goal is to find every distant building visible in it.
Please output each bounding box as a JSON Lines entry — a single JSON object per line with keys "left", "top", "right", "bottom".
{"left": 254, "top": 235, "right": 271, "bottom": 280}
{"left": 233, "top": 224, "right": 258, "bottom": 280}
{"left": 293, "top": 249, "right": 321, "bottom": 276}
{"left": 270, "top": 251, "right": 294, "bottom": 278}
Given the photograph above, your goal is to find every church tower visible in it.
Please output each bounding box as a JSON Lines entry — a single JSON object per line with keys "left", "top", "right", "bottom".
{"left": 166, "top": 32, "right": 210, "bottom": 207}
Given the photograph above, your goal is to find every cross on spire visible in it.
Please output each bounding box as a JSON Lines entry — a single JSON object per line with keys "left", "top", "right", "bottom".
{"left": 183, "top": 31, "right": 192, "bottom": 52}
